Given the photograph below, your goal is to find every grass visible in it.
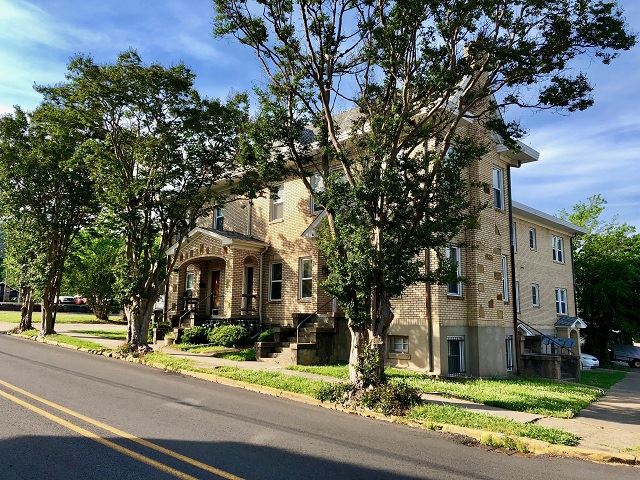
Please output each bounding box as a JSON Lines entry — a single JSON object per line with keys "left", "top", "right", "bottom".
{"left": 580, "top": 370, "right": 626, "bottom": 389}
{"left": 142, "top": 352, "right": 327, "bottom": 396}
{"left": 68, "top": 329, "right": 127, "bottom": 341}
{"left": 0, "top": 311, "right": 124, "bottom": 324}
{"left": 287, "top": 364, "right": 619, "bottom": 418}
{"left": 171, "top": 343, "right": 229, "bottom": 354}
{"left": 212, "top": 348, "right": 257, "bottom": 361}
{"left": 18, "top": 329, "right": 105, "bottom": 350}
{"left": 408, "top": 404, "right": 580, "bottom": 446}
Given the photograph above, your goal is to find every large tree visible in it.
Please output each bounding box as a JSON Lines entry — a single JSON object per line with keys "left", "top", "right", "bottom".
{"left": 0, "top": 106, "right": 97, "bottom": 334}
{"left": 215, "top": 0, "right": 635, "bottom": 386}
{"left": 561, "top": 195, "right": 640, "bottom": 362}
{"left": 38, "top": 51, "right": 250, "bottom": 348}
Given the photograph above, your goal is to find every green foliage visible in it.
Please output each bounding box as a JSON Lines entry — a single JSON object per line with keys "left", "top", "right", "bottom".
{"left": 179, "top": 326, "right": 209, "bottom": 345}
{"left": 256, "top": 328, "right": 274, "bottom": 342}
{"left": 580, "top": 370, "right": 626, "bottom": 389}
{"left": 356, "top": 347, "right": 384, "bottom": 387}
{"left": 315, "top": 382, "right": 352, "bottom": 404}
{"left": 207, "top": 325, "right": 248, "bottom": 347}
{"left": 214, "top": 348, "right": 256, "bottom": 361}
{"left": 361, "top": 381, "right": 422, "bottom": 416}
{"left": 409, "top": 404, "right": 579, "bottom": 446}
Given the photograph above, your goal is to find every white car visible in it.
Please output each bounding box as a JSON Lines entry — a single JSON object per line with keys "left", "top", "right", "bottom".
{"left": 580, "top": 353, "right": 600, "bottom": 369}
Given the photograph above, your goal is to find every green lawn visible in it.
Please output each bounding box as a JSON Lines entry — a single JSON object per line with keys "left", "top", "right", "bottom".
{"left": 18, "top": 329, "right": 106, "bottom": 350}
{"left": 287, "top": 364, "right": 621, "bottom": 418}
{"left": 0, "top": 311, "right": 124, "bottom": 324}
{"left": 171, "top": 344, "right": 229, "bottom": 354}
{"left": 68, "top": 329, "right": 127, "bottom": 341}
{"left": 212, "top": 348, "right": 257, "bottom": 361}
{"left": 408, "top": 404, "right": 579, "bottom": 446}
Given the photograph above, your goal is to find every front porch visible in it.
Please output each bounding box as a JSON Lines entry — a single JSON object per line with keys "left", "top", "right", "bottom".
{"left": 166, "top": 227, "right": 268, "bottom": 329}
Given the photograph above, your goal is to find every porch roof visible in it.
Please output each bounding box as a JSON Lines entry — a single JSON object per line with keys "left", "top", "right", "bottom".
{"left": 555, "top": 316, "right": 587, "bottom": 329}
{"left": 166, "top": 227, "right": 268, "bottom": 255}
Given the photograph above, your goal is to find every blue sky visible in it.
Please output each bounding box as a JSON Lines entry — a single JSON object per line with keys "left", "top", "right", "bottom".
{"left": 1, "top": 0, "right": 639, "bottom": 227}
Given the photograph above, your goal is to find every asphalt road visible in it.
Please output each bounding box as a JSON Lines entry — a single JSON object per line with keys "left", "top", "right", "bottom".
{"left": 0, "top": 334, "right": 637, "bottom": 480}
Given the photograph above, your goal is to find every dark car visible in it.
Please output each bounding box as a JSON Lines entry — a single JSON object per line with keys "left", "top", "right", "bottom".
{"left": 612, "top": 345, "right": 640, "bottom": 368}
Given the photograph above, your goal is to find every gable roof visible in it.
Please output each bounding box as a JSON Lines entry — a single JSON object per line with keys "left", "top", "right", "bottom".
{"left": 166, "top": 227, "right": 268, "bottom": 255}
{"left": 555, "top": 316, "right": 587, "bottom": 329}
{"left": 512, "top": 201, "right": 587, "bottom": 235}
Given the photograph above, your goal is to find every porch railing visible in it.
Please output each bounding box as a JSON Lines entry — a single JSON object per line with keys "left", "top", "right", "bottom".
{"left": 518, "top": 319, "right": 575, "bottom": 356}
{"left": 240, "top": 293, "right": 257, "bottom": 315}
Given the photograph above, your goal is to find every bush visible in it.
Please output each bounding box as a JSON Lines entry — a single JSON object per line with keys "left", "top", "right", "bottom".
{"left": 361, "top": 381, "right": 421, "bottom": 416}
{"left": 179, "top": 326, "right": 209, "bottom": 345}
{"left": 315, "top": 382, "right": 351, "bottom": 404}
{"left": 257, "top": 328, "right": 274, "bottom": 342}
{"left": 207, "top": 325, "right": 248, "bottom": 347}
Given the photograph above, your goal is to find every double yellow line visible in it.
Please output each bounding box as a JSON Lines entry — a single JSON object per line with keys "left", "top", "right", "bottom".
{"left": 0, "top": 379, "right": 242, "bottom": 480}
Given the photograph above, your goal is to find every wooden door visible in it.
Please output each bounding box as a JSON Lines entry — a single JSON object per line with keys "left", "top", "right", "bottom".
{"left": 211, "top": 271, "right": 221, "bottom": 315}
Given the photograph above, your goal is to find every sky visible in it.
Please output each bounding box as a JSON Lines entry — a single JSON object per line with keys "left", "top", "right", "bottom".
{"left": 1, "top": 0, "right": 639, "bottom": 227}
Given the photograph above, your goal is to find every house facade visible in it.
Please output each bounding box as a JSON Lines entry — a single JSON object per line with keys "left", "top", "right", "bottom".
{"left": 165, "top": 118, "right": 586, "bottom": 378}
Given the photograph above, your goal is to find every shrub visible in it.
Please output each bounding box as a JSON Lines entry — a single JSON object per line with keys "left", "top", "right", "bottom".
{"left": 257, "top": 328, "right": 274, "bottom": 342}
{"left": 315, "top": 382, "right": 351, "bottom": 404}
{"left": 179, "top": 326, "right": 209, "bottom": 345}
{"left": 361, "top": 381, "right": 421, "bottom": 416}
{"left": 207, "top": 325, "right": 248, "bottom": 347}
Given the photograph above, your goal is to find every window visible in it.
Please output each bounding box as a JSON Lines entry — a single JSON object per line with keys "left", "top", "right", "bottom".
{"left": 492, "top": 167, "right": 504, "bottom": 210}
{"left": 501, "top": 255, "right": 509, "bottom": 303}
{"left": 270, "top": 185, "right": 284, "bottom": 222}
{"left": 446, "top": 246, "right": 462, "bottom": 296}
{"left": 505, "top": 335, "right": 514, "bottom": 371}
{"left": 213, "top": 207, "right": 224, "bottom": 231}
{"left": 555, "top": 288, "right": 568, "bottom": 315}
{"left": 185, "top": 272, "right": 195, "bottom": 295}
{"left": 447, "top": 336, "right": 465, "bottom": 376}
{"left": 552, "top": 235, "right": 564, "bottom": 263}
{"left": 529, "top": 228, "right": 537, "bottom": 250}
{"left": 299, "top": 258, "right": 313, "bottom": 299}
{"left": 511, "top": 221, "right": 517, "bottom": 252}
{"left": 310, "top": 173, "right": 325, "bottom": 213}
{"left": 515, "top": 281, "right": 520, "bottom": 313}
{"left": 389, "top": 336, "right": 409, "bottom": 354}
{"left": 531, "top": 283, "right": 540, "bottom": 307}
{"left": 269, "top": 262, "right": 283, "bottom": 301}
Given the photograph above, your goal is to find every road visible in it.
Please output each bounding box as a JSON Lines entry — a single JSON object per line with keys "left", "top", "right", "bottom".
{"left": 0, "top": 334, "right": 636, "bottom": 480}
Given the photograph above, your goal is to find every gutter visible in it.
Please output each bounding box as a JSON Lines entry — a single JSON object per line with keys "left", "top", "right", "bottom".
{"left": 570, "top": 236, "right": 578, "bottom": 317}
{"left": 425, "top": 250, "right": 434, "bottom": 372}
{"left": 507, "top": 165, "right": 521, "bottom": 374}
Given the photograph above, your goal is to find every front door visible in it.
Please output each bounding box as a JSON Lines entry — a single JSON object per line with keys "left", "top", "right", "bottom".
{"left": 210, "top": 271, "right": 221, "bottom": 315}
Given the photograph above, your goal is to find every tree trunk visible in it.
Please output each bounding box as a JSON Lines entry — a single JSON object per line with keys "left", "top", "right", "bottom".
{"left": 124, "top": 295, "right": 154, "bottom": 349}
{"left": 18, "top": 285, "right": 33, "bottom": 332}
{"left": 91, "top": 301, "right": 110, "bottom": 322}
{"left": 40, "top": 284, "right": 56, "bottom": 335}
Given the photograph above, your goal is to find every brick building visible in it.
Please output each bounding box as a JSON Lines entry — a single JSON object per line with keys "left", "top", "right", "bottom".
{"left": 165, "top": 111, "right": 586, "bottom": 378}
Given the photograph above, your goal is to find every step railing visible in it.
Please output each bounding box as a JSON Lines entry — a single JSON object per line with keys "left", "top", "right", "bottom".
{"left": 295, "top": 297, "right": 335, "bottom": 344}
{"left": 518, "top": 319, "right": 575, "bottom": 356}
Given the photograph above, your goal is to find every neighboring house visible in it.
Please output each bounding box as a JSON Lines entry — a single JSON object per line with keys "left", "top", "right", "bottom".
{"left": 165, "top": 110, "right": 585, "bottom": 378}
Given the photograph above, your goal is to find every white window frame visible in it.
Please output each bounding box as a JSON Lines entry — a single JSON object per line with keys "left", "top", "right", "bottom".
{"left": 555, "top": 288, "right": 568, "bottom": 315}
{"left": 185, "top": 272, "right": 195, "bottom": 294}
{"left": 389, "top": 335, "right": 409, "bottom": 354}
{"left": 492, "top": 167, "right": 504, "bottom": 210}
{"left": 446, "top": 246, "right": 462, "bottom": 297}
{"left": 213, "top": 206, "right": 224, "bottom": 231}
{"left": 529, "top": 228, "right": 537, "bottom": 251}
{"left": 270, "top": 185, "right": 284, "bottom": 222}
{"left": 309, "top": 173, "right": 325, "bottom": 213}
{"left": 505, "top": 335, "right": 514, "bottom": 371}
{"left": 532, "top": 283, "right": 540, "bottom": 307}
{"left": 552, "top": 235, "right": 565, "bottom": 263}
{"left": 269, "top": 262, "right": 283, "bottom": 301}
{"left": 511, "top": 221, "right": 517, "bottom": 252}
{"left": 501, "top": 254, "right": 509, "bottom": 303}
{"left": 515, "top": 281, "right": 521, "bottom": 313}
{"left": 299, "top": 257, "right": 313, "bottom": 299}
{"left": 447, "top": 336, "right": 465, "bottom": 375}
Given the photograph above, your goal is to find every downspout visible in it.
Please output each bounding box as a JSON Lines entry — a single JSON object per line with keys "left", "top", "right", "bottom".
{"left": 163, "top": 255, "right": 171, "bottom": 324}
{"left": 425, "top": 250, "right": 434, "bottom": 372}
{"left": 507, "top": 164, "right": 521, "bottom": 375}
{"left": 570, "top": 236, "right": 578, "bottom": 317}
{"left": 258, "top": 245, "right": 268, "bottom": 327}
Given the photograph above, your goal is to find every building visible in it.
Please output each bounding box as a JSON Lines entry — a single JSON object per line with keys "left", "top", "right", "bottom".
{"left": 165, "top": 112, "right": 586, "bottom": 378}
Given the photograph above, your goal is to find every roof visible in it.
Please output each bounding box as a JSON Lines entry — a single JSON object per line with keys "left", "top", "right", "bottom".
{"left": 555, "top": 316, "right": 587, "bottom": 329}
{"left": 302, "top": 211, "right": 327, "bottom": 238}
{"left": 512, "top": 201, "right": 588, "bottom": 235}
{"left": 166, "top": 227, "right": 268, "bottom": 255}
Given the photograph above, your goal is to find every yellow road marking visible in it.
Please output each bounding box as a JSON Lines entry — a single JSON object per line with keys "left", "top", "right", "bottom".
{"left": 0, "top": 379, "right": 242, "bottom": 480}
{"left": 0, "top": 387, "right": 198, "bottom": 480}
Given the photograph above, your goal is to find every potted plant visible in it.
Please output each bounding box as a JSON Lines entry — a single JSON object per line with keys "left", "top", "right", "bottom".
{"left": 164, "top": 331, "right": 176, "bottom": 346}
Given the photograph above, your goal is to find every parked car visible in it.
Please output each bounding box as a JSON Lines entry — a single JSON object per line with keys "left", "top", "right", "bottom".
{"left": 74, "top": 295, "right": 87, "bottom": 305}
{"left": 56, "top": 295, "right": 76, "bottom": 305}
{"left": 580, "top": 353, "right": 600, "bottom": 369}
{"left": 612, "top": 345, "right": 640, "bottom": 368}
{"left": 153, "top": 295, "right": 165, "bottom": 312}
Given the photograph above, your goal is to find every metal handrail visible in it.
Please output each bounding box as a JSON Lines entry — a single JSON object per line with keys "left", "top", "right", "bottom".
{"left": 518, "top": 319, "right": 575, "bottom": 356}
{"left": 296, "top": 297, "right": 335, "bottom": 344}
{"left": 176, "top": 291, "right": 218, "bottom": 325}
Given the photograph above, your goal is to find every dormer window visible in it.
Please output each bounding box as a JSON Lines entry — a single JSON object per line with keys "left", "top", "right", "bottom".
{"left": 270, "top": 185, "right": 284, "bottom": 222}
{"left": 213, "top": 207, "right": 224, "bottom": 231}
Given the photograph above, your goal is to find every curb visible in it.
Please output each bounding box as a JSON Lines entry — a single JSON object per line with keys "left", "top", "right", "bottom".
{"left": 7, "top": 332, "right": 638, "bottom": 467}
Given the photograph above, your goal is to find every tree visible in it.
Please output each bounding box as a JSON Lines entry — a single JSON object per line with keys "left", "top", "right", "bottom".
{"left": 214, "top": 0, "right": 635, "bottom": 386}
{"left": 561, "top": 195, "right": 640, "bottom": 362}
{"left": 63, "top": 227, "right": 125, "bottom": 321}
{"left": 38, "top": 51, "right": 251, "bottom": 348}
{"left": 0, "top": 106, "right": 97, "bottom": 335}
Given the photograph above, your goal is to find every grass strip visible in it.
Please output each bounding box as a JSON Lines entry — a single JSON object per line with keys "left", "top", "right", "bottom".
{"left": 0, "top": 311, "right": 124, "bottom": 324}
{"left": 68, "top": 329, "right": 127, "bottom": 341}
{"left": 212, "top": 348, "right": 256, "bottom": 361}
{"left": 18, "top": 329, "right": 105, "bottom": 350}
{"left": 408, "top": 404, "right": 580, "bottom": 446}
{"left": 579, "top": 370, "right": 626, "bottom": 389}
